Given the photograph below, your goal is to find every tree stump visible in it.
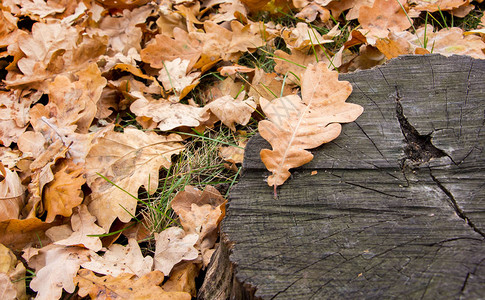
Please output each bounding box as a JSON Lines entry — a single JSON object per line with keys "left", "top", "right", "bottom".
{"left": 199, "top": 55, "right": 485, "bottom": 299}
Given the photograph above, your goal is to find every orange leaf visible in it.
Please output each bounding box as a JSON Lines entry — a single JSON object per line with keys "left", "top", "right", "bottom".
{"left": 75, "top": 269, "right": 191, "bottom": 300}
{"left": 43, "top": 160, "right": 85, "bottom": 223}
{"left": 259, "top": 62, "right": 363, "bottom": 187}
{"left": 359, "top": 0, "right": 411, "bottom": 40}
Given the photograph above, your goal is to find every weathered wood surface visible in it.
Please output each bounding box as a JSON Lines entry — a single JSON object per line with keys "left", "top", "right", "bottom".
{"left": 199, "top": 55, "right": 485, "bottom": 299}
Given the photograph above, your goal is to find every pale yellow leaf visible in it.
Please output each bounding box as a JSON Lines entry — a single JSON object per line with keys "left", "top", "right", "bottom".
{"left": 86, "top": 127, "right": 184, "bottom": 230}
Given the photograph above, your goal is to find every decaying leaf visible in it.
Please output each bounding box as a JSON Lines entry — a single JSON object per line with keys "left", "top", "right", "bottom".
{"left": 85, "top": 127, "right": 184, "bottom": 230}
{"left": 28, "top": 245, "right": 90, "bottom": 300}
{"left": 0, "top": 90, "right": 37, "bottom": 147}
{"left": 50, "top": 205, "right": 105, "bottom": 252}
{"left": 75, "top": 269, "right": 191, "bottom": 300}
{"left": 359, "top": 0, "right": 411, "bottom": 41}
{"left": 259, "top": 62, "right": 363, "bottom": 188}
{"left": 130, "top": 92, "right": 208, "bottom": 131}
{"left": 81, "top": 238, "right": 153, "bottom": 277}
{"left": 154, "top": 227, "right": 199, "bottom": 276}
{"left": 162, "top": 262, "right": 201, "bottom": 297}
{"left": 141, "top": 28, "right": 202, "bottom": 71}
{"left": 171, "top": 186, "right": 226, "bottom": 266}
{"left": 0, "top": 163, "right": 24, "bottom": 222}
{"left": 43, "top": 160, "right": 85, "bottom": 223}
{"left": 219, "top": 140, "right": 247, "bottom": 165}
{"left": 203, "top": 92, "right": 256, "bottom": 131}
{"left": 0, "top": 218, "right": 60, "bottom": 251}
{"left": 158, "top": 58, "right": 201, "bottom": 100}
{"left": 0, "top": 244, "right": 26, "bottom": 300}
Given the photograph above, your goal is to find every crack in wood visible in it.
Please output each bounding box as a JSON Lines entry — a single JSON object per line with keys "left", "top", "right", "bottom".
{"left": 394, "top": 87, "right": 448, "bottom": 167}
{"left": 429, "top": 169, "right": 485, "bottom": 238}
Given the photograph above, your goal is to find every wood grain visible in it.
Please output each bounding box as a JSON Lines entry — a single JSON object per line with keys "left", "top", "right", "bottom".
{"left": 199, "top": 55, "right": 485, "bottom": 299}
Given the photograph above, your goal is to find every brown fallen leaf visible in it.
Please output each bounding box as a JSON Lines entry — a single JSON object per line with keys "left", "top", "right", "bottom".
{"left": 273, "top": 48, "right": 330, "bottom": 85}
{"left": 0, "top": 90, "right": 38, "bottom": 147}
{"left": 0, "top": 218, "right": 61, "bottom": 251}
{"left": 0, "top": 163, "right": 24, "bottom": 222}
{"left": 51, "top": 204, "right": 105, "bottom": 252}
{"left": 203, "top": 92, "right": 256, "bottom": 131}
{"left": 0, "top": 243, "right": 26, "bottom": 300}
{"left": 158, "top": 58, "right": 201, "bottom": 100}
{"left": 219, "top": 142, "right": 246, "bottom": 165}
{"left": 162, "top": 262, "right": 201, "bottom": 297}
{"left": 97, "top": 0, "right": 150, "bottom": 10}
{"left": 282, "top": 22, "right": 334, "bottom": 50}
{"left": 43, "top": 159, "right": 85, "bottom": 223}
{"left": 86, "top": 127, "right": 184, "bottom": 231}
{"left": 75, "top": 269, "right": 191, "bottom": 300}
{"left": 81, "top": 238, "right": 153, "bottom": 278}
{"left": 154, "top": 227, "right": 199, "bottom": 276}
{"left": 413, "top": 0, "right": 468, "bottom": 12}
{"left": 248, "top": 68, "right": 295, "bottom": 104}
{"left": 240, "top": 0, "right": 271, "bottom": 12}
{"left": 129, "top": 92, "right": 208, "bottom": 131}
{"left": 28, "top": 245, "right": 90, "bottom": 300}
{"left": 402, "top": 25, "right": 485, "bottom": 59}
{"left": 141, "top": 28, "right": 202, "bottom": 72}
{"left": 171, "top": 186, "right": 226, "bottom": 266}
{"left": 44, "top": 63, "right": 107, "bottom": 133}
{"left": 0, "top": 273, "right": 16, "bottom": 300}
{"left": 259, "top": 62, "right": 363, "bottom": 188}
{"left": 359, "top": 0, "right": 411, "bottom": 41}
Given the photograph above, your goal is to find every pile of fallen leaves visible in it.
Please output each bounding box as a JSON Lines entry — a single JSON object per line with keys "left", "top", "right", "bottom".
{"left": 0, "top": 0, "right": 484, "bottom": 299}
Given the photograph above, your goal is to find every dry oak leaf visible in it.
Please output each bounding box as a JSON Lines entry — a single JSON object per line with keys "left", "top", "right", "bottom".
{"left": 218, "top": 64, "right": 255, "bottom": 76}
{"left": 205, "top": 0, "right": 248, "bottom": 23}
{"left": 0, "top": 163, "right": 24, "bottom": 222}
{"left": 248, "top": 68, "right": 294, "bottom": 104}
{"left": 240, "top": 0, "right": 271, "bottom": 11}
{"left": 203, "top": 92, "right": 256, "bottom": 131}
{"left": 282, "top": 22, "right": 334, "bottom": 50}
{"left": 0, "top": 90, "right": 38, "bottom": 147}
{"left": 44, "top": 63, "right": 107, "bottom": 133}
{"left": 98, "top": 4, "right": 155, "bottom": 55}
{"left": 154, "top": 227, "right": 199, "bottom": 276}
{"left": 18, "top": 0, "right": 65, "bottom": 19}
{"left": 81, "top": 238, "right": 153, "bottom": 278}
{"left": 0, "top": 273, "right": 16, "bottom": 300}
{"left": 86, "top": 127, "right": 184, "bottom": 231}
{"left": 51, "top": 204, "right": 105, "bottom": 252}
{"left": 158, "top": 58, "right": 201, "bottom": 100}
{"left": 75, "top": 269, "right": 191, "bottom": 300}
{"left": 327, "top": 0, "right": 374, "bottom": 20}
{"left": 401, "top": 25, "right": 485, "bottom": 59}
{"left": 189, "top": 20, "right": 264, "bottom": 67}
{"left": 358, "top": 0, "right": 411, "bottom": 41}
{"left": 5, "top": 23, "right": 107, "bottom": 91}
{"left": 259, "top": 62, "right": 363, "bottom": 187}
{"left": 161, "top": 262, "right": 200, "bottom": 297}
{"left": 43, "top": 160, "right": 86, "bottom": 223}
{"left": 296, "top": 3, "right": 330, "bottom": 22}
{"left": 0, "top": 243, "right": 27, "bottom": 300}
{"left": 97, "top": 0, "right": 150, "bottom": 9}
{"left": 28, "top": 245, "right": 90, "bottom": 300}
{"left": 171, "top": 185, "right": 226, "bottom": 265}
{"left": 141, "top": 28, "right": 202, "bottom": 72}
{"left": 413, "top": 0, "right": 468, "bottom": 12}
{"left": 219, "top": 141, "right": 246, "bottom": 165}
{"left": 130, "top": 92, "right": 208, "bottom": 131}
{"left": 0, "top": 218, "right": 61, "bottom": 251}
{"left": 273, "top": 48, "right": 330, "bottom": 85}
